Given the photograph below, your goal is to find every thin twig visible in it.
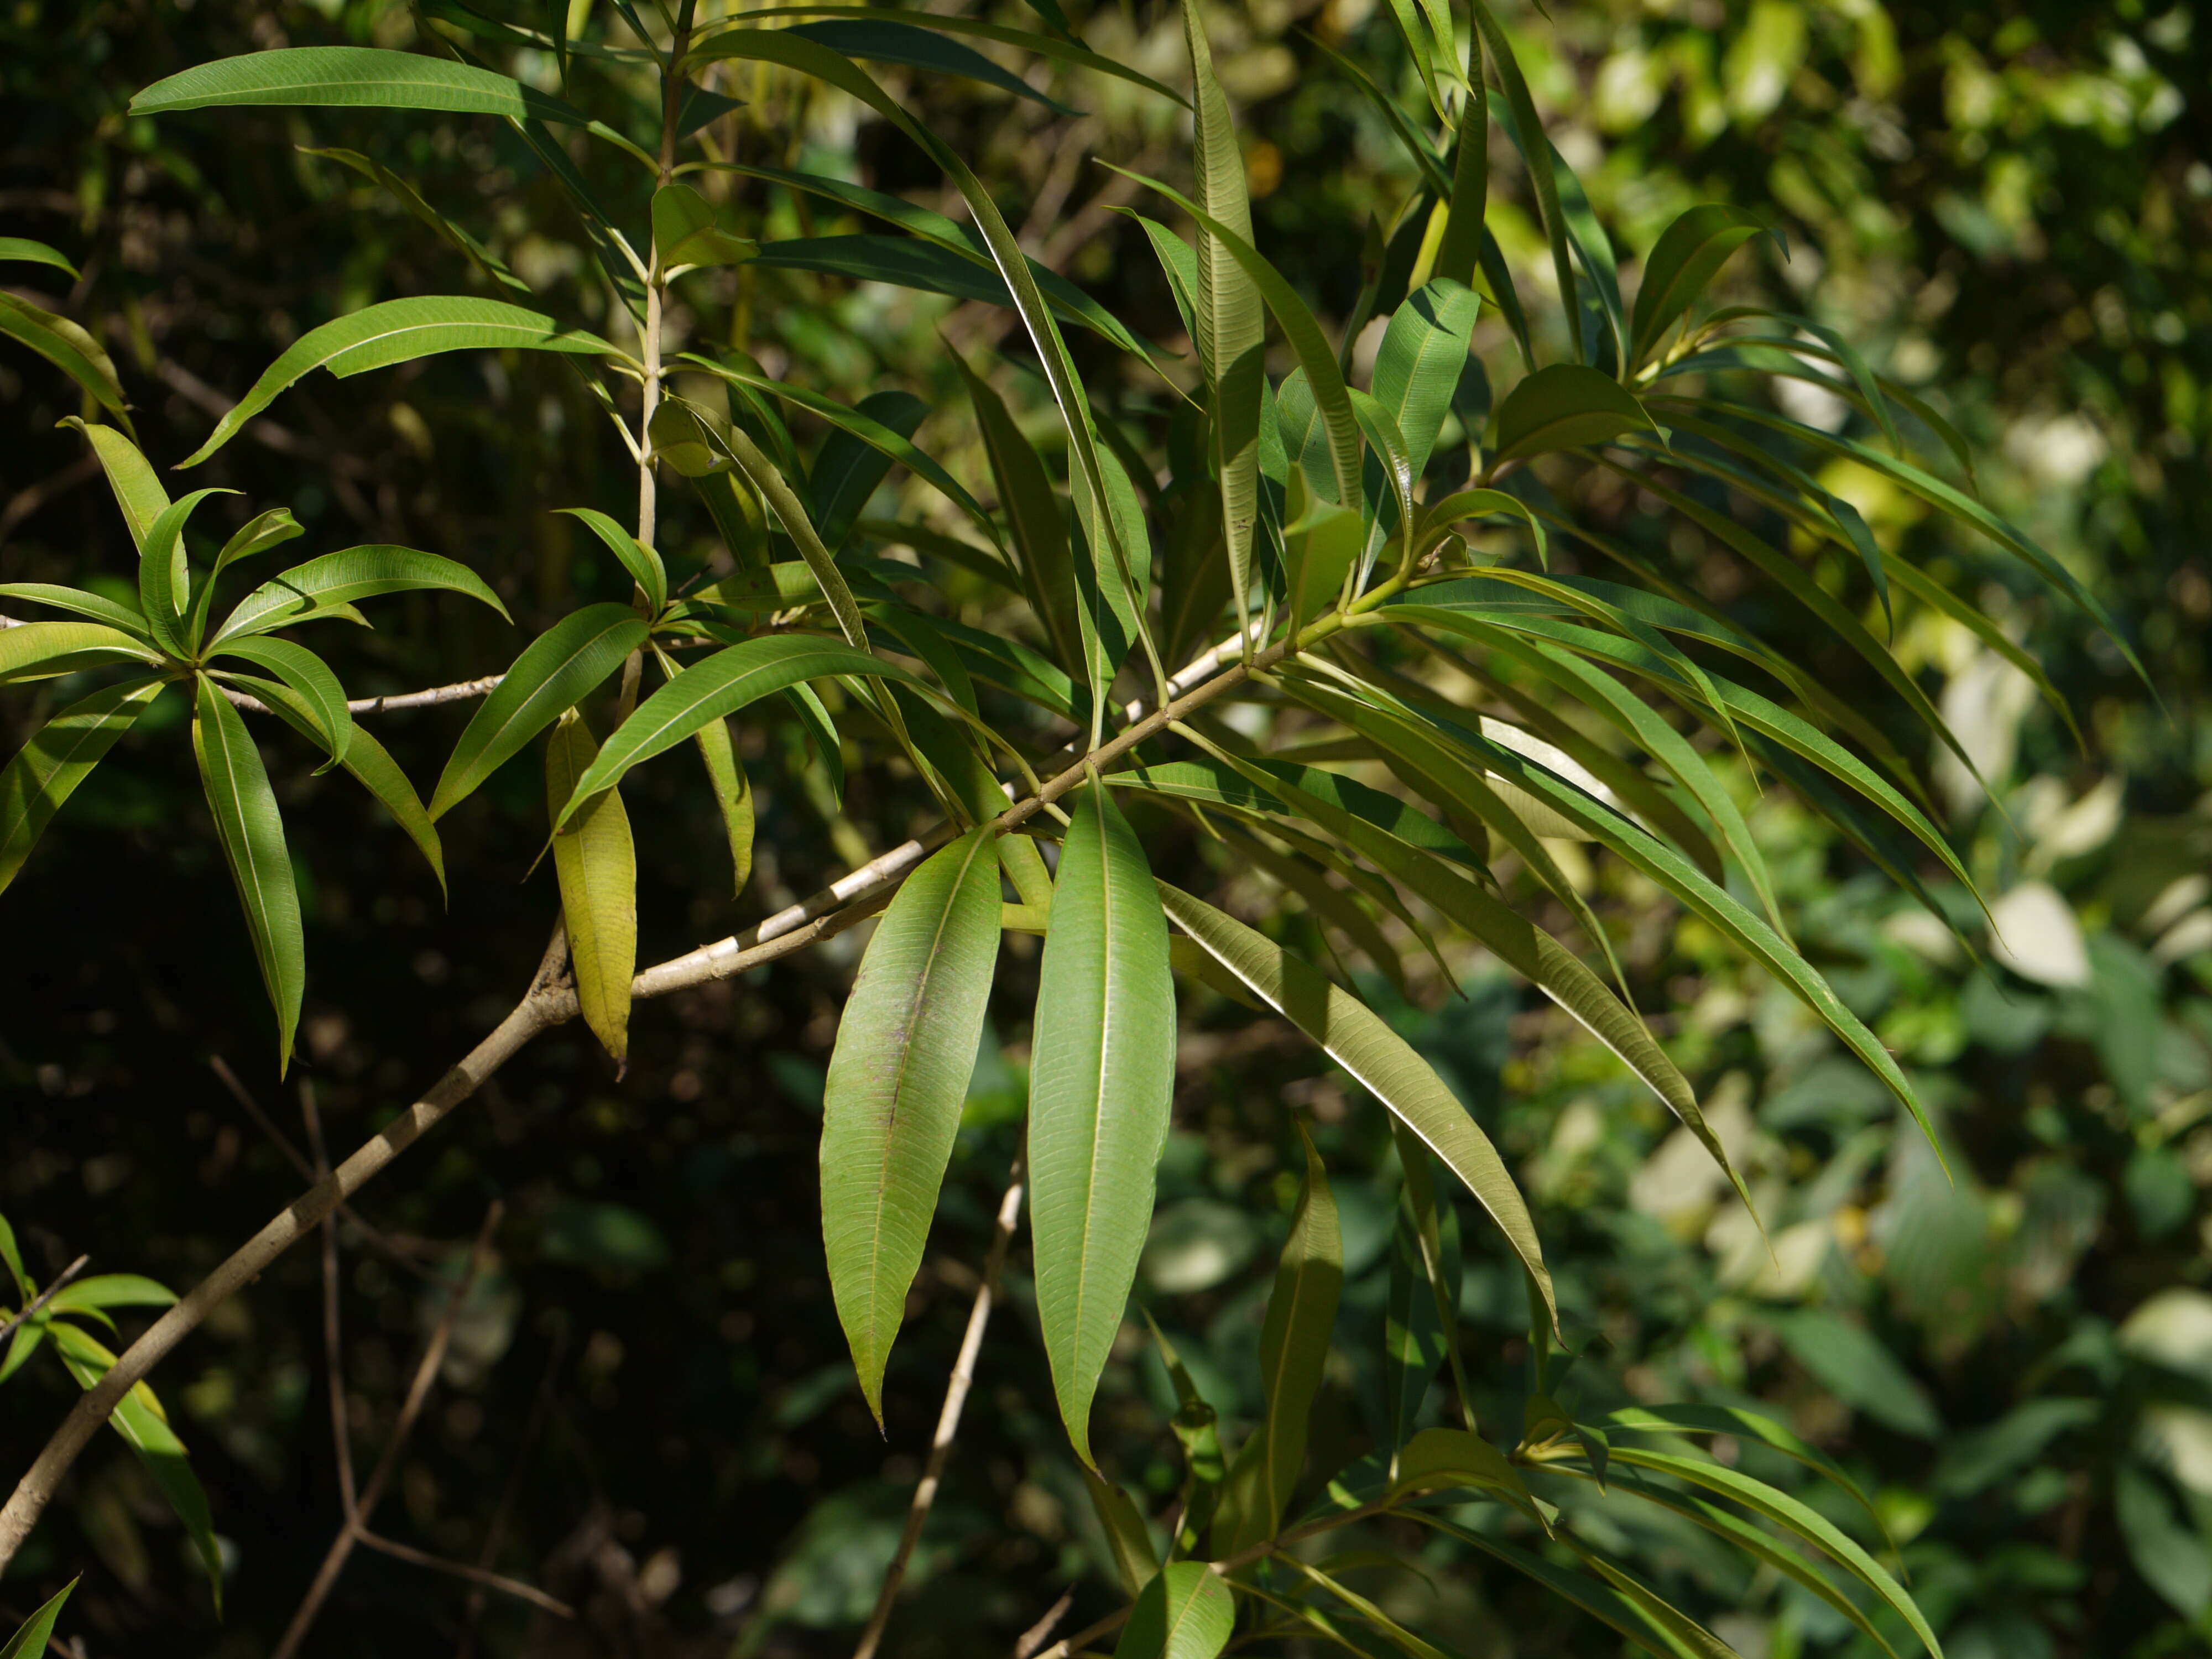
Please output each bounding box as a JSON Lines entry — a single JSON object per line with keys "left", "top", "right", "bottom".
{"left": 852, "top": 1166, "right": 1026, "bottom": 1659}
{"left": 206, "top": 1056, "right": 431, "bottom": 1276}
{"left": 355, "top": 1530, "right": 575, "bottom": 1619}
{"left": 218, "top": 676, "right": 505, "bottom": 719}
{"left": 453, "top": 1328, "right": 570, "bottom": 1659}
{"left": 271, "top": 1204, "right": 504, "bottom": 1659}
{"left": 1013, "top": 1587, "right": 1074, "bottom": 1659}
{"left": 302, "top": 1078, "right": 357, "bottom": 1516}
{"left": 0, "top": 1256, "right": 90, "bottom": 1349}
{"left": 0, "top": 597, "right": 1361, "bottom": 1575}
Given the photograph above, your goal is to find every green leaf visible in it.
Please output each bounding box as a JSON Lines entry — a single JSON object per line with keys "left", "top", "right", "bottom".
{"left": 1604, "top": 1443, "right": 1940, "bottom": 1658}
{"left": 192, "top": 674, "right": 305, "bottom": 1074}
{"left": 1030, "top": 783, "right": 1177, "bottom": 1467}
{"left": 687, "top": 8, "right": 1188, "bottom": 106}
{"left": 430, "top": 603, "right": 646, "bottom": 819}
{"left": 556, "top": 637, "right": 921, "bottom": 821}
{"left": 0, "top": 676, "right": 164, "bottom": 896}
{"left": 133, "top": 487, "right": 232, "bottom": 658}
{"left": 0, "top": 1577, "right": 77, "bottom": 1659}
{"left": 1113, "top": 1561, "right": 1234, "bottom": 1659}
{"left": 1628, "top": 207, "right": 1776, "bottom": 368}
{"left": 2119, "top": 1464, "right": 2212, "bottom": 1620}
{"left": 1405, "top": 1510, "right": 1702, "bottom": 1659}
{"left": 808, "top": 389, "right": 926, "bottom": 554}
{"left": 0, "top": 237, "right": 79, "bottom": 279}
{"left": 748, "top": 234, "right": 1151, "bottom": 358}
{"left": 131, "top": 45, "right": 589, "bottom": 124}
{"left": 1112, "top": 165, "right": 1365, "bottom": 516}
{"left": 954, "top": 356, "right": 1083, "bottom": 674}
{"left": 1385, "top": 1130, "right": 1464, "bottom": 1446}
{"left": 211, "top": 635, "right": 352, "bottom": 769}
{"left": 1157, "top": 884, "right": 1557, "bottom": 1333}
{"left": 47, "top": 1322, "right": 224, "bottom": 1614}
{"left": 557, "top": 507, "right": 667, "bottom": 613}
{"left": 184, "top": 508, "right": 306, "bottom": 647}
{"left": 1371, "top": 280, "right": 1483, "bottom": 481}
{"left": 1435, "top": 82, "right": 1488, "bottom": 290}
{"left": 0, "top": 294, "right": 133, "bottom": 437}
{"left": 691, "top": 708, "right": 754, "bottom": 896}
{"left": 819, "top": 827, "right": 1001, "bottom": 1421}
{"left": 1212, "top": 1125, "right": 1342, "bottom": 1555}
{"left": 177, "top": 296, "right": 619, "bottom": 467}
{"left": 651, "top": 182, "right": 758, "bottom": 271}
{"left": 1182, "top": 0, "right": 1264, "bottom": 634}
{"left": 1766, "top": 1308, "right": 1940, "bottom": 1438}
{"left": 788, "top": 18, "right": 1080, "bottom": 116}
{"left": 300, "top": 147, "right": 530, "bottom": 293}
{"left": 60, "top": 419, "right": 167, "bottom": 547}
{"left": 226, "top": 676, "right": 445, "bottom": 893}
{"left": 1493, "top": 364, "right": 1658, "bottom": 460}
{"left": 1083, "top": 1464, "right": 1161, "bottom": 1594}
{"left": 0, "top": 620, "right": 162, "bottom": 685}
{"left": 1465, "top": 4, "right": 1579, "bottom": 358}
{"left": 45, "top": 1274, "right": 176, "bottom": 1313}
{"left": 546, "top": 714, "right": 637, "bottom": 1062}
{"left": 1390, "top": 1426, "right": 1538, "bottom": 1511}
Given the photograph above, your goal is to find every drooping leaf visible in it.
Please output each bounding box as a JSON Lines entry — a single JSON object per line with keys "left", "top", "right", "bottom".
{"left": 227, "top": 675, "right": 445, "bottom": 893}
{"left": 789, "top": 18, "right": 1080, "bottom": 116}
{"left": 1158, "top": 884, "right": 1557, "bottom": 1334}
{"left": 1113, "top": 1561, "right": 1235, "bottom": 1659}
{"left": 546, "top": 714, "right": 637, "bottom": 1062}
{"left": 0, "top": 676, "right": 165, "bottom": 895}
{"left": 954, "top": 354, "right": 1083, "bottom": 672}
{"left": 820, "top": 830, "right": 1001, "bottom": 1421}
{"left": 691, "top": 709, "right": 754, "bottom": 896}
{"left": 131, "top": 45, "right": 589, "bottom": 123}
{"left": 553, "top": 637, "right": 922, "bottom": 823}
{"left": 1029, "top": 784, "right": 1177, "bottom": 1467}
{"left": 176, "top": 296, "right": 619, "bottom": 467}
{"left": 557, "top": 507, "right": 667, "bottom": 614}
{"left": 1211, "top": 1125, "right": 1342, "bottom": 1554}
{"left": 0, "top": 294, "right": 134, "bottom": 436}
{"left": 191, "top": 674, "right": 304, "bottom": 1075}
{"left": 430, "top": 603, "right": 647, "bottom": 819}
{"left": 210, "top": 635, "right": 353, "bottom": 768}
{"left": 47, "top": 1322, "right": 224, "bottom": 1614}
{"left": 0, "top": 237, "right": 79, "bottom": 279}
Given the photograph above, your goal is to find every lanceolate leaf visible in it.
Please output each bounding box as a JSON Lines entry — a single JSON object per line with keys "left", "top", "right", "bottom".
{"left": 0, "top": 585, "right": 152, "bottom": 637}
{"left": 0, "top": 1577, "right": 77, "bottom": 1659}
{"left": 212, "top": 636, "right": 352, "bottom": 768}
{"left": 177, "top": 297, "right": 620, "bottom": 467}
{"left": 0, "top": 294, "right": 134, "bottom": 436}
{"left": 954, "top": 354, "right": 1082, "bottom": 671}
{"left": 1492, "top": 364, "right": 1658, "bottom": 460}
{"left": 1157, "top": 884, "right": 1558, "bottom": 1334}
{"left": 1182, "top": 0, "right": 1264, "bottom": 632}
{"left": 61, "top": 419, "right": 168, "bottom": 546}
{"left": 557, "top": 507, "right": 666, "bottom": 614}
{"left": 0, "top": 621, "right": 162, "bottom": 685}
{"left": 821, "top": 828, "right": 1002, "bottom": 1421}
{"left": 430, "top": 603, "right": 646, "bottom": 820}
{"left": 1212, "top": 1126, "right": 1342, "bottom": 1555}
{"left": 789, "top": 18, "right": 1081, "bottom": 116}
{"left": 46, "top": 1322, "right": 225, "bottom": 1614}
{"left": 221, "top": 674, "right": 444, "bottom": 891}
{"left": 131, "top": 45, "right": 589, "bottom": 123}
{"left": 192, "top": 675, "right": 305, "bottom": 1074}
{"left": 554, "top": 637, "right": 922, "bottom": 824}
{"left": 1029, "top": 783, "right": 1176, "bottom": 1467}
{"left": 1630, "top": 205, "right": 1778, "bottom": 368}
{"left": 0, "top": 237, "right": 79, "bottom": 278}
{"left": 1112, "top": 1562, "right": 1235, "bottom": 1659}
{"left": 0, "top": 676, "right": 165, "bottom": 895}
{"left": 137, "top": 488, "right": 233, "bottom": 658}
{"left": 214, "top": 545, "right": 509, "bottom": 642}
{"left": 1370, "top": 280, "right": 1483, "bottom": 481}
{"left": 546, "top": 715, "right": 637, "bottom": 1062}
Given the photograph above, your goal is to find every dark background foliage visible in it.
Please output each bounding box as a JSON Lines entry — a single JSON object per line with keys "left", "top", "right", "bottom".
{"left": 2, "top": 1, "right": 2207, "bottom": 1655}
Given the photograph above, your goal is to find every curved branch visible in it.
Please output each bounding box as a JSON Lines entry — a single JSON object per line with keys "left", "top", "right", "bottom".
{"left": 220, "top": 675, "right": 506, "bottom": 717}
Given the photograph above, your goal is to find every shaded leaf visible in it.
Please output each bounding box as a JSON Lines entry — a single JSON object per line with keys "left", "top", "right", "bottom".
{"left": 0, "top": 676, "right": 164, "bottom": 895}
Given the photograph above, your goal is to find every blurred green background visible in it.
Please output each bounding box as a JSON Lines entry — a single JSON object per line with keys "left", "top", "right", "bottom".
{"left": 1, "top": 1, "right": 2207, "bottom": 1655}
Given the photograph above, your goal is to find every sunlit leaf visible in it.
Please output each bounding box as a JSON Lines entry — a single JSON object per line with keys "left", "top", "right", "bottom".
{"left": 131, "top": 44, "right": 589, "bottom": 123}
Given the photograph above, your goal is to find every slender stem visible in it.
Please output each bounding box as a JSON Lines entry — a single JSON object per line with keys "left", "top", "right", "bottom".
{"left": 355, "top": 1530, "right": 575, "bottom": 1619}
{"left": 302, "top": 1078, "right": 357, "bottom": 1517}
{"left": 0, "top": 586, "right": 1405, "bottom": 1577}
{"left": 270, "top": 1206, "right": 503, "bottom": 1659}
{"left": 852, "top": 1166, "right": 1026, "bottom": 1659}
{"left": 217, "top": 676, "right": 505, "bottom": 719}
{"left": 0, "top": 1256, "right": 90, "bottom": 1349}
